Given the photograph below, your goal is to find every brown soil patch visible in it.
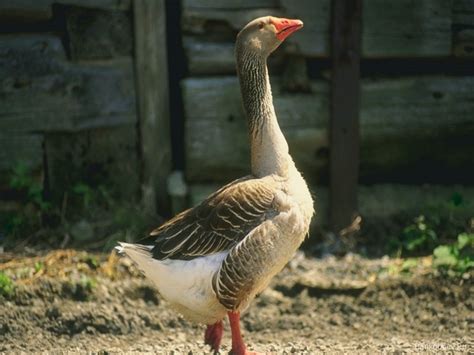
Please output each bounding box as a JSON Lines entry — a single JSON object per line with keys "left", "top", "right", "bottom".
{"left": 1, "top": 250, "right": 472, "bottom": 353}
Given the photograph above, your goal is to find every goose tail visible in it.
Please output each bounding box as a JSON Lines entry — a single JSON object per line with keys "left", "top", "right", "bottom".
{"left": 115, "top": 242, "right": 154, "bottom": 269}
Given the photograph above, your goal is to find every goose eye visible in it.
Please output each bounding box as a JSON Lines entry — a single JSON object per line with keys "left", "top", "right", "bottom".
{"left": 258, "top": 22, "right": 264, "bottom": 29}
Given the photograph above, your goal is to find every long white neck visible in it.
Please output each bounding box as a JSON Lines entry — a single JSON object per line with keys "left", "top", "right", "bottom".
{"left": 236, "top": 49, "right": 290, "bottom": 178}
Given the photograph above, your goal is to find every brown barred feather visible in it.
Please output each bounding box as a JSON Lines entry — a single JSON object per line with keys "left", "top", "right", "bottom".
{"left": 149, "top": 176, "right": 281, "bottom": 260}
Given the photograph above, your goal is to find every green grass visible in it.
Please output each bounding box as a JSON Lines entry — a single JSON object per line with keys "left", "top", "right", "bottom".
{"left": 0, "top": 272, "right": 15, "bottom": 298}
{"left": 433, "top": 233, "right": 474, "bottom": 274}
{"left": 400, "top": 215, "right": 437, "bottom": 252}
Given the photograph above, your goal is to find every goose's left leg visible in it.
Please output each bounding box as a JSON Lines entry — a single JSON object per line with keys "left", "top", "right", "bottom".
{"left": 228, "top": 311, "right": 260, "bottom": 355}
{"left": 204, "top": 320, "right": 223, "bottom": 352}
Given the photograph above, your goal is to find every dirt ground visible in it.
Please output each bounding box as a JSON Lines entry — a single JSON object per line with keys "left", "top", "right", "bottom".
{"left": 0, "top": 250, "right": 472, "bottom": 354}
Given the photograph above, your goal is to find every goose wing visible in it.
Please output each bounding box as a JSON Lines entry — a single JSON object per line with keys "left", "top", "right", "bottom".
{"left": 150, "top": 177, "right": 280, "bottom": 260}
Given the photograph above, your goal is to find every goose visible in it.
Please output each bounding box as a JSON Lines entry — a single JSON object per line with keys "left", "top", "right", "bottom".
{"left": 117, "top": 16, "right": 313, "bottom": 355}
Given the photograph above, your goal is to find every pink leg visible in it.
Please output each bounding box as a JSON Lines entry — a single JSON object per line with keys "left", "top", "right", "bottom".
{"left": 204, "top": 320, "right": 223, "bottom": 353}
{"left": 228, "top": 311, "right": 259, "bottom": 355}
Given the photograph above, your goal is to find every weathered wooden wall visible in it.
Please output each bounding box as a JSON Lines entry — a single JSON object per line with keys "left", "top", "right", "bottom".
{"left": 183, "top": 76, "right": 474, "bottom": 184}
{"left": 0, "top": 0, "right": 138, "bottom": 201}
{"left": 2, "top": 0, "right": 474, "bottom": 228}
{"left": 134, "top": 0, "right": 172, "bottom": 216}
{"left": 182, "top": 0, "right": 474, "bottom": 75}
{"left": 181, "top": 0, "right": 474, "bottom": 224}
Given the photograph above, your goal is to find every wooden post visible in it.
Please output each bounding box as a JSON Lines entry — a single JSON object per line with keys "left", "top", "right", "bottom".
{"left": 134, "top": 0, "right": 172, "bottom": 216}
{"left": 329, "top": 0, "right": 362, "bottom": 235}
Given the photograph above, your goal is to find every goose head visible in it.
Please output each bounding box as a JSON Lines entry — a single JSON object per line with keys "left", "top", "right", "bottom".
{"left": 236, "top": 16, "right": 303, "bottom": 58}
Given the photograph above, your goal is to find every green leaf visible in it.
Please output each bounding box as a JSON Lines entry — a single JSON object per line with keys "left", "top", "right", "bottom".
{"left": 433, "top": 245, "right": 458, "bottom": 267}
{"left": 400, "top": 215, "right": 437, "bottom": 253}
{"left": 405, "top": 235, "right": 426, "bottom": 251}
{"left": 0, "top": 272, "right": 15, "bottom": 298}
{"left": 457, "top": 233, "right": 474, "bottom": 250}
{"left": 456, "top": 258, "right": 474, "bottom": 273}
{"left": 34, "top": 261, "right": 44, "bottom": 273}
{"left": 401, "top": 258, "right": 418, "bottom": 272}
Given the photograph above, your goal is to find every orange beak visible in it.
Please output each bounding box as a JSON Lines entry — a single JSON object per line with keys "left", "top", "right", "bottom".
{"left": 270, "top": 17, "right": 304, "bottom": 41}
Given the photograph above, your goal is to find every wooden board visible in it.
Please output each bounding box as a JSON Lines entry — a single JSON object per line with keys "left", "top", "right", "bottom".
{"left": 361, "top": 0, "right": 452, "bottom": 57}
{"left": 454, "top": 29, "right": 474, "bottom": 57}
{"left": 183, "top": 77, "right": 328, "bottom": 183}
{"left": 44, "top": 125, "right": 139, "bottom": 200}
{"left": 182, "top": 76, "right": 474, "bottom": 184}
{"left": 0, "top": 0, "right": 130, "bottom": 22}
{"left": 183, "top": 77, "right": 329, "bottom": 183}
{"left": 0, "top": 134, "right": 43, "bottom": 171}
{"left": 359, "top": 76, "right": 474, "bottom": 183}
{"left": 0, "top": 35, "right": 136, "bottom": 133}
{"left": 454, "top": 0, "right": 474, "bottom": 26}
{"left": 182, "top": 7, "right": 282, "bottom": 36}
{"left": 182, "top": 0, "right": 472, "bottom": 60}
{"left": 65, "top": 6, "right": 132, "bottom": 60}
{"left": 329, "top": 0, "right": 362, "bottom": 233}
{"left": 183, "top": 36, "right": 287, "bottom": 75}
{"left": 183, "top": 38, "right": 235, "bottom": 74}
{"left": 0, "top": 0, "right": 52, "bottom": 22}
{"left": 453, "top": 0, "right": 474, "bottom": 57}
{"left": 134, "top": 0, "right": 172, "bottom": 216}
{"left": 279, "top": 0, "right": 332, "bottom": 57}
{"left": 57, "top": 0, "right": 131, "bottom": 10}
{"left": 183, "top": 0, "right": 279, "bottom": 9}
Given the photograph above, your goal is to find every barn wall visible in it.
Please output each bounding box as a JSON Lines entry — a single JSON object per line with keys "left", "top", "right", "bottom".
{"left": 180, "top": 0, "right": 474, "bottom": 224}
{"left": 2, "top": 0, "right": 474, "bottom": 227}
{"left": 0, "top": 1, "right": 139, "bottom": 203}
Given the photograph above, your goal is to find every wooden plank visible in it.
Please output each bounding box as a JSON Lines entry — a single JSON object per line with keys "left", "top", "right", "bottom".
{"left": 65, "top": 6, "right": 132, "bottom": 60}
{"left": 0, "top": 0, "right": 52, "bottom": 22}
{"left": 182, "top": 77, "right": 328, "bottom": 183}
{"left": 183, "top": 77, "right": 328, "bottom": 127}
{"left": 360, "top": 76, "right": 474, "bottom": 183}
{"left": 362, "top": 0, "right": 452, "bottom": 57}
{"left": 0, "top": 134, "right": 43, "bottom": 171}
{"left": 182, "top": 0, "right": 460, "bottom": 58}
{"left": 183, "top": 38, "right": 235, "bottom": 74}
{"left": 182, "top": 7, "right": 282, "bottom": 36}
{"left": 329, "top": 0, "right": 362, "bottom": 234}
{"left": 57, "top": 0, "right": 131, "bottom": 10}
{"left": 280, "top": 0, "right": 330, "bottom": 57}
{"left": 454, "top": 29, "right": 474, "bottom": 57}
{"left": 134, "top": 0, "right": 172, "bottom": 216}
{"left": 453, "top": 0, "right": 474, "bottom": 57}
{"left": 183, "top": 37, "right": 287, "bottom": 75}
{"left": 183, "top": 0, "right": 278, "bottom": 9}
{"left": 453, "top": 0, "right": 474, "bottom": 26}
{"left": 0, "top": 0, "right": 130, "bottom": 22}
{"left": 44, "top": 125, "right": 139, "bottom": 200}
{"left": 359, "top": 0, "right": 454, "bottom": 57}
{"left": 0, "top": 35, "right": 136, "bottom": 133}
{"left": 183, "top": 76, "right": 474, "bottom": 184}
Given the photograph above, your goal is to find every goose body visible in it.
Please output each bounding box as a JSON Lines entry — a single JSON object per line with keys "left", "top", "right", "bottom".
{"left": 117, "top": 16, "right": 313, "bottom": 354}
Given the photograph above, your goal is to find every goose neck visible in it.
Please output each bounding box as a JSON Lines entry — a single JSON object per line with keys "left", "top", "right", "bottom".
{"left": 236, "top": 49, "right": 289, "bottom": 178}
